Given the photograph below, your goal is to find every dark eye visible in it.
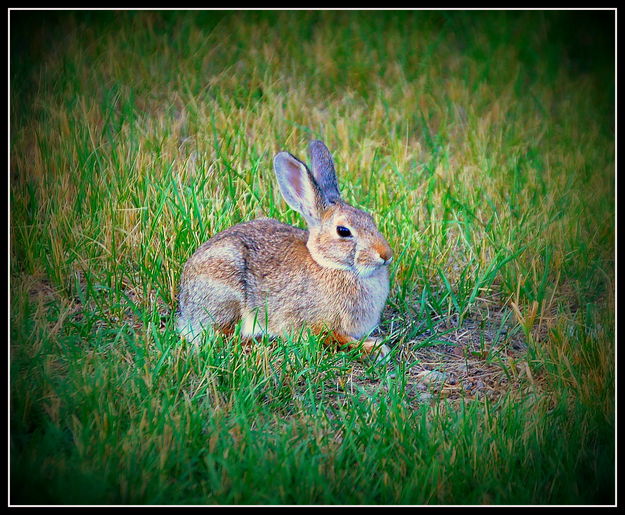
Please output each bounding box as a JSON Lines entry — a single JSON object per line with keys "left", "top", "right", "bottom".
{"left": 336, "top": 226, "right": 352, "bottom": 238}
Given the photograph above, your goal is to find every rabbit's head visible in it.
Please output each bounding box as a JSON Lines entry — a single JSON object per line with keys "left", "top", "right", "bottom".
{"left": 274, "top": 140, "right": 392, "bottom": 277}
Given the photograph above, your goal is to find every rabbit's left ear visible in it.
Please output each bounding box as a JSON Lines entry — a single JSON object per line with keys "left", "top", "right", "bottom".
{"left": 309, "top": 140, "right": 341, "bottom": 204}
{"left": 273, "top": 152, "right": 325, "bottom": 225}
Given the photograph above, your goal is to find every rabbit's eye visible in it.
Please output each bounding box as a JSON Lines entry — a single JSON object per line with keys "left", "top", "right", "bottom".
{"left": 336, "top": 226, "right": 352, "bottom": 238}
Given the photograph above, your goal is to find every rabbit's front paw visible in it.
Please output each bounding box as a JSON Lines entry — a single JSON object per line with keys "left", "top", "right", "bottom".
{"left": 363, "top": 338, "right": 391, "bottom": 362}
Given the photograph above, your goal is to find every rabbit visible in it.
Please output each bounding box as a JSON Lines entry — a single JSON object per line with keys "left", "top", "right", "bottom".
{"left": 176, "top": 140, "right": 393, "bottom": 359}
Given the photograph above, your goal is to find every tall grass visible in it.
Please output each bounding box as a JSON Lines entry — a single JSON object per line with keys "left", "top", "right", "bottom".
{"left": 10, "top": 10, "right": 614, "bottom": 505}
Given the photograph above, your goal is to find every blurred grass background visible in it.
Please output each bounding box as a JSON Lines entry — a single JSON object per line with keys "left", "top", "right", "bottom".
{"left": 10, "top": 9, "right": 614, "bottom": 505}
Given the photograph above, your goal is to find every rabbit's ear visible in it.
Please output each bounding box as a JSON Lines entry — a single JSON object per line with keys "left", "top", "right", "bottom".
{"left": 309, "top": 140, "right": 341, "bottom": 204}
{"left": 274, "top": 152, "right": 324, "bottom": 225}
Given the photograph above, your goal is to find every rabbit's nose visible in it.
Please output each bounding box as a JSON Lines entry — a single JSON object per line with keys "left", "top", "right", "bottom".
{"left": 375, "top": 243, "right": 393, "bottom": 263}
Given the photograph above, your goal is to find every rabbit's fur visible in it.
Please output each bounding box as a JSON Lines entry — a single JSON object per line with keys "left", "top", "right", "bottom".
{"left": 177, "top": 141, "right": 393, "bottom": 357}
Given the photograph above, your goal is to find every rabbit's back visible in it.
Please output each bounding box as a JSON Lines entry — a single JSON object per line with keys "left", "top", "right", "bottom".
{"left": 177, "top": 218, "right": 312, "bottom": 338}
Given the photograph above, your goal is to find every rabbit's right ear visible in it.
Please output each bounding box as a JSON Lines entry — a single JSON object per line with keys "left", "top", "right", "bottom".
{"left": 274, "top": 152, "right": 324, "bottom": 225}
{"left": 309, "top": 140, "right": 341, "bottom": 204}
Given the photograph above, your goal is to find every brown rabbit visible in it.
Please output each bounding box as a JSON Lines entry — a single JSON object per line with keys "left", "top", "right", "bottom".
{"left": 176, "top": 140, "right": 393, "bottom": 358}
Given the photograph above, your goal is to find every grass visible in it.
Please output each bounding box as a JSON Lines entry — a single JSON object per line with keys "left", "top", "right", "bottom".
{"left": 9, "top": 9, "right": 615, "bottom": 505}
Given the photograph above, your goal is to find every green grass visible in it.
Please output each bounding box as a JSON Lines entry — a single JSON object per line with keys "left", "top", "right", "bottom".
{"left": 10, "top": 10, "right": 615, "bottom": 505}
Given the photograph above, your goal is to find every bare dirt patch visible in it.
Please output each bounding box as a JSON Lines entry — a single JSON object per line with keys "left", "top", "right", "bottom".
{"left": 366, "top": 302, "right": 542, "bottom": 406}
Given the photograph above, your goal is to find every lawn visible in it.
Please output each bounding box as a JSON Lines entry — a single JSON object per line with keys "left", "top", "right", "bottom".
{"left": 9, "top": 9, "right": 615, "bottom": 505}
